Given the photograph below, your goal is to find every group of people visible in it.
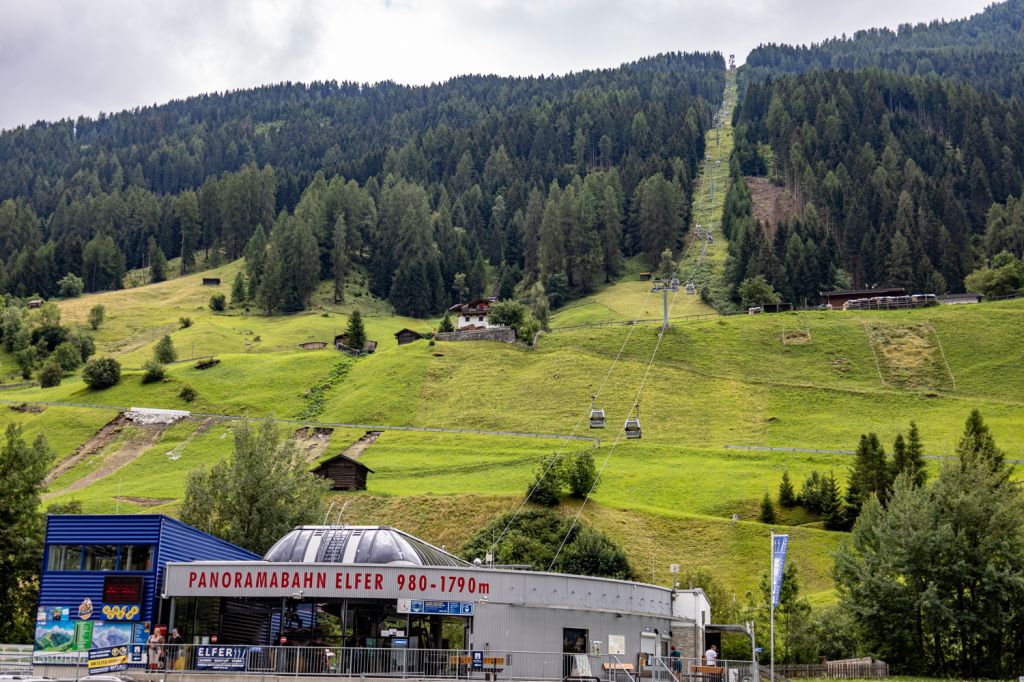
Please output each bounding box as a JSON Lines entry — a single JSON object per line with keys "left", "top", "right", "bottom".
{"left": 146, "top": 627, "right": 185, "bottom": 670}
{"left": 669, "top": 643, "right": 719, "bottom": 677}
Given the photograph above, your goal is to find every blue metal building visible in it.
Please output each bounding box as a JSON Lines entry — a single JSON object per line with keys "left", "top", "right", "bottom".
{"left": 35, "top": 514, "right": 258, "bottom": 658}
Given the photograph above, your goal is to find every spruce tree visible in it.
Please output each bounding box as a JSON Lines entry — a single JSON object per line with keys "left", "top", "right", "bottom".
{"left": 346, "top": 309, "right": 366, "bottom": 352}
{"left": 905, "top": 421, "right": 927, "bottom": 486}
{"left": 778, "top": 471, "right": 796, "bottom": 508}
{"left": 154, "top": 335, "right": 177, "bottom": 364}
{"left": 758, "top": 491, "right": 777, "bottom": 524}
{"left": 148, "top": 237, "right": 168, "bottom": 283}
{"left": 245, "top": 225, "right": 268, "bottom": 300}
{"left": 438, "top": 312, "right": 454, "bottom": 333}
{"left": 231, "top": 272, "right": 247, "bottom": 305}
{"left": 821, "top": 473, "right": 845, "bottom": 530}
{"left": 956, "top": 409, "right": 1004, "bottom": 472}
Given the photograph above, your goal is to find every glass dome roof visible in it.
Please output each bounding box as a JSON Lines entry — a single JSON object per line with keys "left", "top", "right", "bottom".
{"left": 263, "top": 526, "right": 468, "bottom": 567}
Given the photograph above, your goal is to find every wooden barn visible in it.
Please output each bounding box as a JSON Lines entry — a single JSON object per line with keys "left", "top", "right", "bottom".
{"left": 202, "top": 277, "right": 221, "bottom": 286}
{"left": 820, "top": 287, "right": 904, "bottom": 309}
{"left": 333, "top": 334, "right": 377, "bottom": 354}
{"left": 299, "top": 341, "right": 327, "bottom": 350}
{"left": 311, "top": 453, "right": 373, "bottom": 491}
{"left": 394, "top": 328, "right": 424, "bottom": 345}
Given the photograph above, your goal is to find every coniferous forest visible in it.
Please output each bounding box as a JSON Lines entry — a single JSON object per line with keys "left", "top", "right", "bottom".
{"left": 0, "top": 53, "right": 723, "bottom": 314}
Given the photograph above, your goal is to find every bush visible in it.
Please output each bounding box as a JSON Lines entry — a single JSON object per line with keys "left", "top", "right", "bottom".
{"left": 154, "top": 335, "right": 177, "bottom": 363}
{"left": 209, "top": 294, "right": 226, "bottom": 311}
{"left": 88, "top": 304, "right": 105, "bottom": 330}
{"left": 57, "top": 273, "right": 84, "bottom": 298}
{"left": 566, "top": 451, "right": 598, "bottom": 498}
{"left": 527, "top": 455, "right": 564, "bottom": 506}
{"left": 179, "top": 384, "right": 198, "bottom": 402}
{"left": 82, "top": 357, "right": 121, "bottom": 389}
{"left": 38, "top": 361, "right": 63, "bottom": 388}
{"left": 179, "top": 316, "right": 193, "bottom": 329}
{"left": 141, "top": 360, "right": 165, "bottom": 384}
{"left": 53, "top": 341, "right": 83, "bottom": 372}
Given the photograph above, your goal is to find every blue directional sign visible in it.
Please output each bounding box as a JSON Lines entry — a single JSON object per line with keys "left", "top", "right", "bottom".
{"left": 405, "top": 600, "right": 475, "bottom": 616}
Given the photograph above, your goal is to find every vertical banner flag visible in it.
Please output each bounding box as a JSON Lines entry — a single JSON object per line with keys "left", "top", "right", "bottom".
{"left": 771, "top": 534, "right": 790, "bottom": 608}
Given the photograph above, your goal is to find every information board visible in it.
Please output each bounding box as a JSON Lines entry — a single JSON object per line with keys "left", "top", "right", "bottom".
{"left": 398, "top": 599, "right": 475, "bottom": 616}
{"left": 87, "top": 645, "right": 128, "bottom": 675}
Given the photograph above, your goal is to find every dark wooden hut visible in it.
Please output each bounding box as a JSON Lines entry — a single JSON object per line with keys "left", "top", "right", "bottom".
{"left": 202, "top": 277, "right": 221, "bottom": 286}
{"left": 311, "top": 453, "right": 373, "bottom": 491}
{"left": 299, "top": 341, "right": 328, "bottom": 350}
{"left": 394, "top": 328, "right": 424, "bottom": 345}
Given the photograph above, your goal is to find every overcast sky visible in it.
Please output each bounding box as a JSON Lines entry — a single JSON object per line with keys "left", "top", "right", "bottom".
{"left": 0, "top": 0, "right": 993, "bottom": 131}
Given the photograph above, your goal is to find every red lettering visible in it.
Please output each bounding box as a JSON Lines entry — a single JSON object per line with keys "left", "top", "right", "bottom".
{"left": 317, "top": 573, "right": 326, "bottom": 589}
{"left": 364, "top": 572, "right": 371, "bottom": 589}
{"left": 335, "top": 573, "right": 344, "bottom": 589}
{"left": 256, "top": 573, "right": 267, "bottom": 588}
{"left": 234, "top": 572, "right": 243, "bottom": 588}
{"left": 346, "top": 573, "right": 354, "bottom": 589}
{"left": 189, "top": 571, "right": 197, "bottom": 587}
{"left": 374, "top": 574, "right": 383, "bottom": 590}
{"left": 222, "top": 572, "right": 231, "bottom": 587}
{"left": 198, "top": 572, "right": 207, "bottom": 588}
{"left": 303, "top": 573, "right": 313, "bottom": 588}
{"left": 210, "top": 572, "right": 219, "bottom": 588}
{"left": 270, "top": 573, "right": 279, "bottom": 588}
{"left": 244, "top": 573, "right": 253, "bottom": 588}
{"left": 281, "top": 572, "right": 290, "bottom": 589}
{"left": 292, "top": 572, "right": 301, "bottom": 588}
{"left": 354, "top": 573, "right": 362, "bottom": 589}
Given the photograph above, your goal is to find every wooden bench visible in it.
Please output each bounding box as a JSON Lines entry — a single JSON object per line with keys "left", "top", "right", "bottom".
{"left": 603, "top": 662, "right": 636, "bottom": 682}
{"left": 448, "top": 655, "right": 506, "bottom": 674}
{"left": 690, "top": 665, "right": 724, "bottom": 676}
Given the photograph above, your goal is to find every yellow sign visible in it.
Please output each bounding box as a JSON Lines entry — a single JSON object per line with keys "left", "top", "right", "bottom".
{"left": 100, "top": 605, "right": 140, "bottom": 621}
{"left": 88, "top": 646, "right": 128, "bottom": 670}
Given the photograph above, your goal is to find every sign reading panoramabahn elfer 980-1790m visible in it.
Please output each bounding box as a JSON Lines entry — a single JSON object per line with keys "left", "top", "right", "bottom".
{"left": 167, "top": 563, "right": 492, "bottom": 600}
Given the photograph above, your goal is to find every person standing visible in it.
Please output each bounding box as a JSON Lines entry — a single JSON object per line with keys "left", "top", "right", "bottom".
{"left": 168, "top": 628, "right": 184, "bottom": 670}
{"left": 146, "top": 629, "right": 165, "bottom": 670}
{"left": 704, "top": 644, "right": 718, "bottom": 666}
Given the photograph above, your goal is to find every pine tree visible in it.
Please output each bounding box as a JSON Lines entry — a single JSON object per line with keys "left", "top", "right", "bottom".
{"left": 904, "top": 421, "right": 927, "bottom": 486}
{"left": 956, "top": 409, "right": 1004, "bottom": 472}
{"left": 148, "top": 237, "right": 167, "bottom": 284}
{"left": 846, "top": 433, "right": 891, "bottom": 524}
{"left": 778, "top": 471, "right": 796, "bottom": 508}
{"left": 231, "top": 272, "right": 247, "bottom": 305}
{"left": 758, "top": 491, "right": 777, "bottom": 524}
{"left": 154, "top": 335, "right": 177, "bottom": 364}
{"left": 331, "top": 215, "right": 348, "bottom": 303}
{"left": 821, "top": 473, "right": 845, "bottom": 530}
{"left": 345, "top": 309, "right": 366, "bottom": 352}
{"left": 177, "top": 191, "right": 201, "bottom": 276}
{"left": 438, "top": 312, "right": 454, "bottom": 333}
{"left": 245, "top": 225, "right": 268, "bottom": 300}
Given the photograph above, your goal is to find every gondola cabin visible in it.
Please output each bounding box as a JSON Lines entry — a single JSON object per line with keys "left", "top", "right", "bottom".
{"left": 589, "top": 408, "right": 606, "bottom": 429}
{"left": 624, "top": 418, "right": 642, "bottom": 439}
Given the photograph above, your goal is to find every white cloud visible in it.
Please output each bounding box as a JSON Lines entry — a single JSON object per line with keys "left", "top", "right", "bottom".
{"left": 0, "top": 0, "right": 995, "bottom": 130}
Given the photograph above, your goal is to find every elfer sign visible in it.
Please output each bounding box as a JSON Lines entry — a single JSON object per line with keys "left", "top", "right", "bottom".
{"left": 87, "top": 646, "right": 128, "bottom": 675}
{"left": 196, "top": 645, "right": 249, "bottom": 671}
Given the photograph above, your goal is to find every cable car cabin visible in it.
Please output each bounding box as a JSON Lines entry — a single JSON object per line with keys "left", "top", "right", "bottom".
{"left": 670, "top": 278, "right": 680, "bottom": 292}
{"left": 624, "top": 418, "right": 642, "bottom": 439}
{"left": 589, "top": 408, "right": 606, "bottom": 429}
{"left": 685, "top": 281, "right": 696, "bottom": 295}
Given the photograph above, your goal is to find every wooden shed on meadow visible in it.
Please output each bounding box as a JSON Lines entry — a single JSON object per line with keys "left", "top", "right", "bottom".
{"left": 202, "top": 277, "right": 221, "bottom": 286}
{"left": 311, "top": 453, "right": 374, "bottom": 491}
{"left": 394, "top": 328, "right": 424, "bottom": 345}
{"left": 299, "top": 341, "right": 328, "bottom": 350}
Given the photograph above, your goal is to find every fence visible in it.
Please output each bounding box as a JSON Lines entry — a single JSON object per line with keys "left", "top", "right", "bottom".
{"left": 774, "top": 661, "right": 888, "bottom": 679}
{"left": 32, "top": 646, "right": 759, "bottom": 682}
{"left": 0, "top": 644, "right": 32, "bottom": 673}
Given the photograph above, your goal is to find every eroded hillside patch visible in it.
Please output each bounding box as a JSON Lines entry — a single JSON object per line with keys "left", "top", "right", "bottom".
{"left": 864, "top": 321, "right": 956, "bottom": 392}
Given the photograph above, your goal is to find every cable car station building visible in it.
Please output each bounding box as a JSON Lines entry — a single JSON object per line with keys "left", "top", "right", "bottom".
{"left": 159, "top": 525, "right": 713, "bottom": 679}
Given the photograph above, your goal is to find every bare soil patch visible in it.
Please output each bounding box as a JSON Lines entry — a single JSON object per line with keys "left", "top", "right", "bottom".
{"left": 294, "top": 426, "right": 335, "bottom": 461}
{"left": 746, "top": 177, "right": 801, "bottom": 238}
{"left": 340, "top": 431, "right": 382, "bottom": 460}
{"left": 864, "top": 322, "right": 955, "bottom": 391}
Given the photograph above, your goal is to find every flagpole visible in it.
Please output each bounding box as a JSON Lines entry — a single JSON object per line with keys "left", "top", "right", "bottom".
{"left": 770, "top": 529, "right": 775, "bottom": 682}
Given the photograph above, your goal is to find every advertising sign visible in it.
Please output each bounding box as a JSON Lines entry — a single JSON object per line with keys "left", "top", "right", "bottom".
{"left": 771, "top": 534, "right": 790, "bottom": 608}
{"left": 471, "top": 651, "right": 484, "bottom": 670}
{"left": 87, "top": 645, "right": 128, "bottom": 675}
{"left": 195, "top": 645, "right": 249, "bottom": 671}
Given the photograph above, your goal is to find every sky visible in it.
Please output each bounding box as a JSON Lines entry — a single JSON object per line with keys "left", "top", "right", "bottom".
{"left": 0, "top": 0, "right": 994, "bottom": 131}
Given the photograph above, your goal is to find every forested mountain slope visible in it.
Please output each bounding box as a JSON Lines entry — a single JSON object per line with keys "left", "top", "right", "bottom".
{"left": 744, "top": 0, "right": 1024, "bottom": 98}
{"left": 0, "top": 53, "right": 723, "bottom": 317}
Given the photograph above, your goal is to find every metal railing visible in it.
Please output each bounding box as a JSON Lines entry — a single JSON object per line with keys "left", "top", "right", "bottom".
{"left": 31, "top": 645, "right": 760, "bottom": 681}
{"left": 0, "top": 644, "right": 33, "bottom": 673}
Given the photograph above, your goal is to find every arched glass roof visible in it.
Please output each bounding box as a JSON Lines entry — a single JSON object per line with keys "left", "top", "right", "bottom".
{"left": 263, "top": 526, "right": 468, "bottom": 567}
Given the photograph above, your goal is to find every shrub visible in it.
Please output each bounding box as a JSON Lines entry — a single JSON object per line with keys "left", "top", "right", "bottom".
{"left": 179, "top": 384, "right": 197, "bottom": 402}
{"left": 38, "top": 361, "right": 63, "bottom": 388}
{"left": 527, "top": 455, "right": 564, "bottom": 506}
{"left": 57, "top": 273, "right": 84, "bottom": 298}
{"left": 566, "top": 451, "right": 598, "bottom": 498}
{"left": 195, "top": 357, "right": 220, "bottom": 370}
{"left": 82, "top": 357, "right": 121, "bottom": 389}
{"left": 141, "top": 360, "right": 166, "bottom": 384}
{"left": 53, "top": 341, "right": 83, "bottom": 372}
{"left": 179, "top": 316, "right": 193, "bottom": 329}
{"left": 88, "top": 304, "right": 105, "bottom": 330}
{"left": 154, "top": 335, "right": 177, "bottom": 363}
{"left": 209, "top": 294, "right": 226, "bottom": 311}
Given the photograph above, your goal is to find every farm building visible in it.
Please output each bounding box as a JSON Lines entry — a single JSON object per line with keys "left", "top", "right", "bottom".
{"left": 29, "top": 299, "right": 43, "bottom": 308}
{"left": 333, "top": 334, "right": 377, "bottom": 354}
{"left": 938, "top": 292, "right": 983, "bottom": 305}
{"left": 310, "top": 452, "right": 374, "bottom": 491}
{"left": 394, "top": 328, "right": 424, "bottom": 345}
{"left": 299, "top": 341, "right": 328, "bottom": 350}
{"left": 639, "top": 272, "right": 652, "bottom": 281}
{"left": 201, "top": 277, "right": 221, "bottom": 286}
{"left": 819, "top": 287, "right": 904, "bottom": 309}
{"left": 448, "top": 299, "right": 497, "bottom": 330}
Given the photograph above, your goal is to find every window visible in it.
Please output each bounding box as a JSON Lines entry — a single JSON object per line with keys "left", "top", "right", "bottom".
{"left": 83, "top": 545, "right": 118, "bottom": 571}
{"left": 478, "top": 316, "right": 484, "bottom": 322}
{"left": 47, "top": 545, "right": 82, "bottom": 571}
{"left": 121, "top": 544, "right": 153, "bottom": 571}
